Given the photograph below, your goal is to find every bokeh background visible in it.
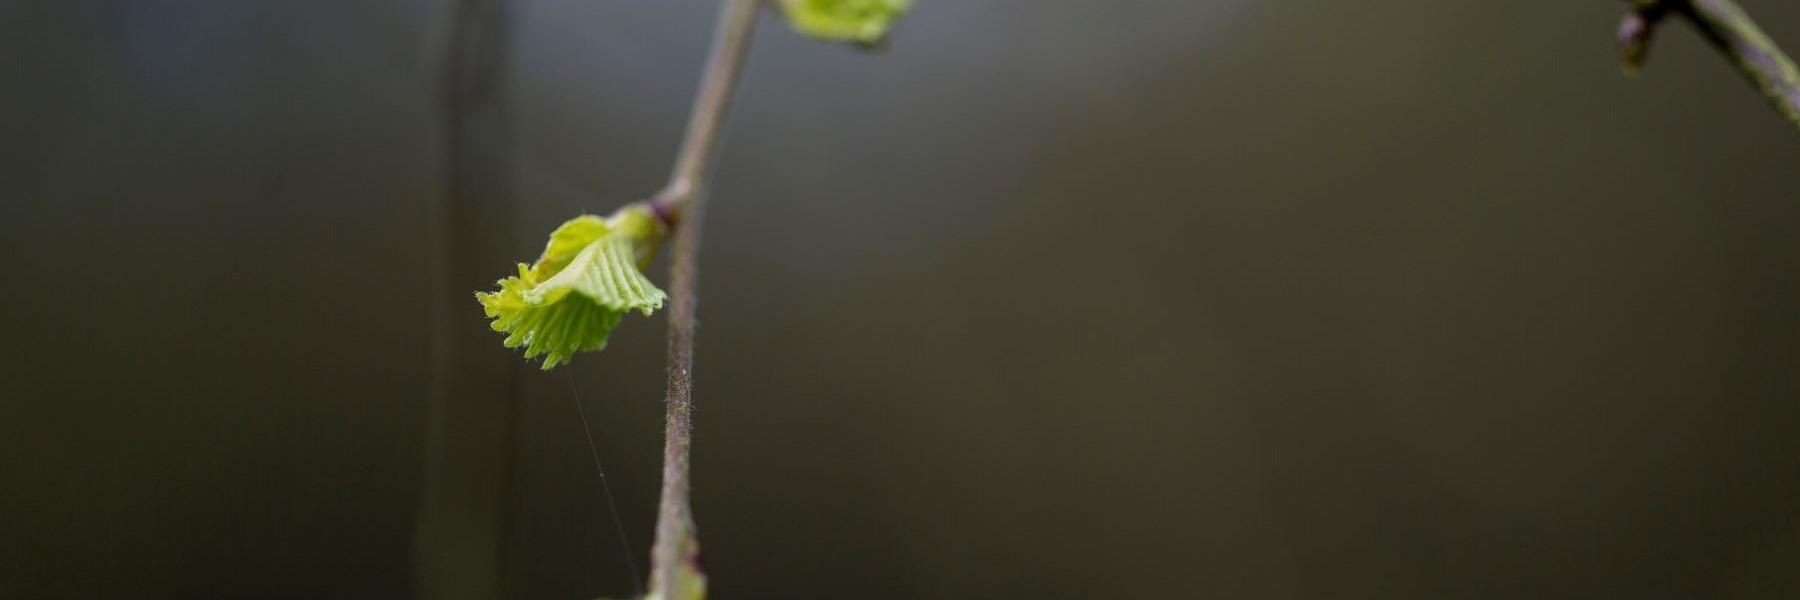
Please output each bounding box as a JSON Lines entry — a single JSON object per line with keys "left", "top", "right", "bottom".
{"left": 5, "top": 1, "right": 1799, "bottom": 598}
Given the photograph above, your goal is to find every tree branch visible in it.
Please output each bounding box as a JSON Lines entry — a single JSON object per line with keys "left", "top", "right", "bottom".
{"left": 1620, "top": 0, "right": 1800, "bottom": 133}
{"left": 652, "top": 0, "right": 762, "bottom": 222}
{"left": 648, "top": 1, "right": 761, "bottom": 598}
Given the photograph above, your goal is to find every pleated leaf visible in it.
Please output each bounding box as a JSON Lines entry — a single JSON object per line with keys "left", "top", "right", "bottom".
{"left": 526, "top": 235, "right": 667, "bottom": 314}
{"left": 779, "top": 0, "right": 911, "bottom": 44}
{"left": 476, "top": 206, "right": 666, "bottom": 370}
{"left": 531, "top": 214, "right": 612, "bottom": 280}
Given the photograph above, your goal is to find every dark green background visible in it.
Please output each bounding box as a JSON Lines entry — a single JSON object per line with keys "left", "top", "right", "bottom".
{"left": 5, "top": 1, "right": 1798, "bottom": 598}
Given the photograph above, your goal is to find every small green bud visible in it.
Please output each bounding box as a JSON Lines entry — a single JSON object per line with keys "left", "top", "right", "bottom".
{"left": 778, "top": 0, "right": 911, "bottom": 45}
{"left": 476, "top": 205, "right": 668, "bottom": 369}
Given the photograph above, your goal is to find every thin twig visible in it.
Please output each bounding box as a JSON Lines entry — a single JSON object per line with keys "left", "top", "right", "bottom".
{"left": 1620, "top": 0, "right": 1800, "bottom": 133}
{"left": 648, "top": 1, "right": 761, "bottom": 598}
{"left": 652, "top": 1, "right": 762, "bottom": 221}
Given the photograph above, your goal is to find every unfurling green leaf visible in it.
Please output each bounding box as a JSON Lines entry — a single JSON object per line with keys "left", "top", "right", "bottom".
{"left": 778, "top": 0, "right": 911, "bottom": 44}
{"left": 477, "top": 205, "right": 667, "bottom": 369}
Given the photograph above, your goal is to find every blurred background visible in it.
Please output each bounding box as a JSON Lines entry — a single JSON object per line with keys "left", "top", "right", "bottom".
{"left": 5, "top": 1, "right": 1799, "bottom": 598}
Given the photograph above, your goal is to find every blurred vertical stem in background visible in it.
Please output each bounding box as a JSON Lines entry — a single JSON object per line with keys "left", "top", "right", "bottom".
{"left": 645, "top": 1, "right": 762, "bottom": 598}
{"left": 420, "top": 0, "right": 521, "bottom": 599}
{"left": 1619, "top": 0, "right": 1800, "bottom": 133}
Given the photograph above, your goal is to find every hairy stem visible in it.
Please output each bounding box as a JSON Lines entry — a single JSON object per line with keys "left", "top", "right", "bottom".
{"left": 652, "top": 0, "right": 762, "bottom": 221}
{"left": 649, "top": 1, "right": 760, "bottom": 598}
{"left": 1620, "top": 0, "right": 1800, "bottom": 133}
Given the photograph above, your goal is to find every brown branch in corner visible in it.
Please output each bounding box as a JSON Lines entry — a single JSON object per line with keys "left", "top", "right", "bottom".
{"left": 1620, "top": 0, "right": 1800, "bottom": 133}
{"left": 648, "top": 1, "right": 761, "bottom": 599}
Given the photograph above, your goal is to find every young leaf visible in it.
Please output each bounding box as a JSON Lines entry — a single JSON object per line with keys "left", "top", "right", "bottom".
{"left": 476, "top": 205, "right": 668, "bottom": 369}
{"left": 778, "top": 0, "right": 911, "bottom": 44}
